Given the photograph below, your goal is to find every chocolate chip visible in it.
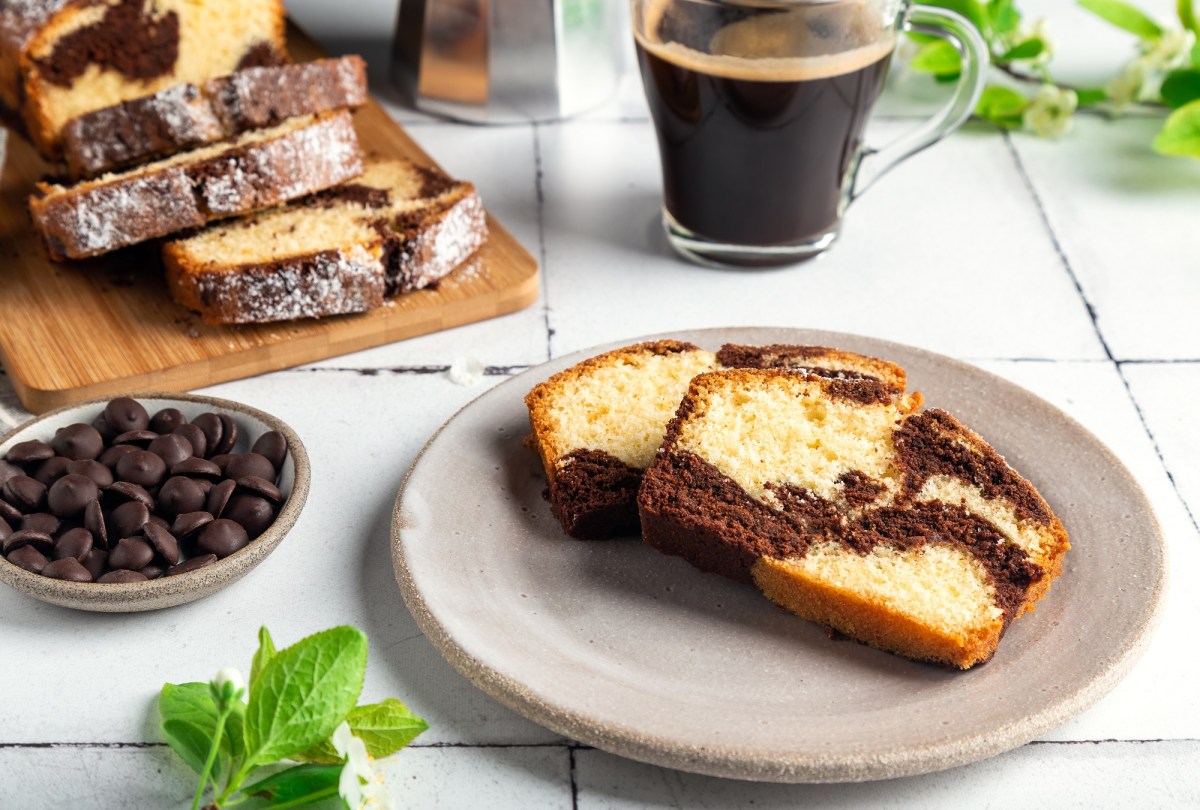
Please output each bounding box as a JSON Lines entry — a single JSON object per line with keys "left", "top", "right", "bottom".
{"left": 139, "top": 563, "right": 166, "bottom": 580}
{"left": 20, "top": 512, "right": 60, "bottom": 537}
{"left": 81, "top": 548, "right": 108, "bottom": 579}
{"left": 5, "top": 529, "right": 54, "bottom": 555}
{"left": 208, "top": 454, "right": 233, "bottom": 473}
{"left": 223, "top": 494, "right": 274, "bottom": 538}
{"left": 99, "top": 443, "right": 137, "bottom": 469}
{"left": 8, "top": 544, "right": 48, "bottom": 573}
{"left": 158, "top": 476, "right": 206, "bottom": 520}
{"left": 3, "top": 475, "right": 46, "bottom": 512}
{"left": 236, "top": 475, "right": 283, "bottom": 504}
{"left": 206, "top": 479, "right": 236, "bottom": 518}
{"left": 0, "top": 499, "right": 22, "bottom": 523}
{"left": 97, "top": 569, "right": 147, "bottom": 583}
{"left": 84, "top": 500, "right": 108, "bottom": 549}
{"left": 251, "top": 431, "right": 288, "bottom": 472}
{"left": 150, "top": 408, "right": 187, "bottom": 434}
{"left": 115, "top": 450, "right": 166, "bottom": 488}
{"left": 192, "top": 414, "right": 223, "bottom": 459}
{"left": 170, "top": 457, "right": 222, "bottom": 479}
{"left": 225, "top": 453, "right": 275, "bottom": 482}
{"left": 173, "top": 424, "right": 207, "bottom": 459}
{"left": 171, "top": 511, "right": 213, "bottom": 540}
{"left": 143, "top": 522, "right": 180, "bottom": 565}
{"left": 0, "top": 515, "right": 10, "bottom": 541}
{"left": 147, "top": 514, "right": 170, "bottom": 531}
{"left": 196, "top": 519, "right": 248, "bottom": 558}
{"left": 51, "top": 423, "right": 103, "bottom": 460}
{"left": 108, "top": 501, "right": 149, "bottom": 539}
{"left": 166, "top": 554, "right": 217, "bottom": 576}
{"left": 7, "top": 439, "right": 53, "bottom": 466}
{"left": 109, "top": 537, "right": 154, "bottom": 570}
{"left": 42, "top": 557, "right": 92, "bottom": 581}
{"left": 53, "top": 527, "right": 93, "bottom": 561}
{"left": 148, "top": 434, "right": 193, "bottom": 467}
{"left": 66, "top": 459, "right": 114, "bottom": 488}
{"left": 214, "top": 414, "right": 239, "bottom": 456}
{"left": 92, "top": 413, "right": 115, "bottom": 441}
{"left": 0, "top": 460, "right": 23, "bottom": 486}
{"left": 48, "top": 474, "right": 100, "bottom": 518}
{"left": 112, "top": 429, "right": 159, "bottom": 446}
{"left": 105, "top": 481, "right": 155, "bottom": 510}
{"left": 33, "top": 456, "right": 71, "bottom": 486}
{"left": 103, "top": 397, "right": 150, "bottom": 433}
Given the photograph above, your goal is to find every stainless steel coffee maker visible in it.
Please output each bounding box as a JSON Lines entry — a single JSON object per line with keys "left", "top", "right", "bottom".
{"left": 392, "top": 0, "right": 624, "bottom": 124}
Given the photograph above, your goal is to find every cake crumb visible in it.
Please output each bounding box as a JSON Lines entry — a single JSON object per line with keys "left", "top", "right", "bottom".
{"left": 447, "top": 356, "right": 484, "bottom": 386}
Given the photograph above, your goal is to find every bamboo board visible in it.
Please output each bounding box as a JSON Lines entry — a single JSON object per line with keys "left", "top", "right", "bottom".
{"left": 0, "top": 28, "right": 539, "bottom": 414}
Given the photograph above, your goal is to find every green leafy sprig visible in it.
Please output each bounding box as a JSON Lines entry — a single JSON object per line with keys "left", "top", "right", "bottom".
{"left": 159, "top": 626, "right": 427, "bottom": 809}
{"left": 906, "top": 0, "right": 1200, "bottom": 156}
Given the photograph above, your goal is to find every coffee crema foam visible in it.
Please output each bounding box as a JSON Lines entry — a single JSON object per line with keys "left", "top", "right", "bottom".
{"left": 636, "top": 0, "right": 896, "bottom": 82}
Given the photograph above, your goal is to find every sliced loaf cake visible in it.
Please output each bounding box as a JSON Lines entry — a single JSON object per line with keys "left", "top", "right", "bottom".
{"left": 163, "top": 158, "right": 487, "bottom": 324}
{"left": 0, "top": 0, "right": 287, "bottom": 159}
{"left": 637, "top": 368, "right": 1070, "bottom": 668}
{"left": 60, "top": 56, "right": 368, "bottom": 178}
{"left": 29, "top": 110, "right": 362, "bottom": 261}
{"left": 524, "top": 341, "right": 908, "bottom": 539}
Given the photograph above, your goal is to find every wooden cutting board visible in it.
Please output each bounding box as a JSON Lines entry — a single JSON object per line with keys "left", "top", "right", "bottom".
{"left": 0, "top": 27, "right": 539, "bottom": 414}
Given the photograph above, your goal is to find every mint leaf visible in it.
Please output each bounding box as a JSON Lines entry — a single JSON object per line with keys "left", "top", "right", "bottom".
{"left": 1077, "top": 0, "right": 1164, "bottom": 38}
{"left": 911, "top": 40, "right": 963, "bottom": 76}
{"left": 1075, "top": 87, "right": 1109, "bottom": 106}
{"left": 974, "top": 85, "right": 1029, "bottom": 126}
{"left": 294, "top": 698, "right": 429, "bottom": 764}
{"left": 1192, "top": 40, "right": 1200, "bottom": 66}
{"left": 250, "top": 626, "right": 277, "bottom": 692}
{"left": 241, "top": 763, "right": 343, "bottom": 805}
{"left": 159, "top": 682, "right": 245, "bottom": 778}
{"left": 999, "top": 39, "right": 1045, "bottom": 61}
{"left": 1180, "top": 0, "right": 1198, "bottom": 35}
{"left": 1161, "top": 69, "right": 1200, "bottom": 107}
{"left": 1153, "top": 98, "right": 1200, "bottom": 155}
{"left": 925, "top": 0, "right": 991, "bottom": 34}
{"left": 989, "top": 0, "right": 1021, "bottom": 34}
{"left": 243, "top": 626, "right": 368, "bottom": 768}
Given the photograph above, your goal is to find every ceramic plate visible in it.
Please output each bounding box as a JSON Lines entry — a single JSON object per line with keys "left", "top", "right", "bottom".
{"left": 391, "top": 328, "right": 1165, "bottom": 782}
{"left": 0, "top": 393, "right": 309, "bottom": 612}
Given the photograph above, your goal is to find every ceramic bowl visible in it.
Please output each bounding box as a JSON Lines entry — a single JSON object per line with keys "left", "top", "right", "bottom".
{"left": 0, "top": 393, "right": 310, "bottom": 612}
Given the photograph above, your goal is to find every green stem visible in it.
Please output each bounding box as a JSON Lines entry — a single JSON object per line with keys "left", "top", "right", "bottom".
{"left": 217, "top": 761, "right": 257, "bottom": 806}
{"left": 258, "top": 784, "right": 342, "bottom": 810}
{"left": 190, "top": 708, "right": 231, "bottom": 810}
{"left": 995, "top": 61, "right": 1085, "bottom": 92}
{"left": 1179, "top": 0, "right": 1198, "bottom": 34}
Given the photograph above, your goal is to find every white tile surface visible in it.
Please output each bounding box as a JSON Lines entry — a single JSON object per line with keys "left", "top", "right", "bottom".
{"left": 574, "top": 740, "right": 1200, "bottom": 809}
{"left": 538, "top": 119, "right": 1106, "bottom": 361}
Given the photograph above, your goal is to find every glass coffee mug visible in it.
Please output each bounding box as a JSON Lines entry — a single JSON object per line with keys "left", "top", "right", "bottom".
{"left": 632, "top": 0, "right": 988, "bottom": 266}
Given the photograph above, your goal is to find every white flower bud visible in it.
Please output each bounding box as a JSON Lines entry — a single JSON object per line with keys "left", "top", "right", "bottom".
{"left": 1023, "top": 85, "right": 1077, "bottom": 139}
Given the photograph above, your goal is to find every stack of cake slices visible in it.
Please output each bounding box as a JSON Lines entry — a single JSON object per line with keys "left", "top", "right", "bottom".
{"left": 524, "top": 341, "right": 1070, "bottom": 670}
{"left": 2, "top": 0, "right": 487, "bottom": 324}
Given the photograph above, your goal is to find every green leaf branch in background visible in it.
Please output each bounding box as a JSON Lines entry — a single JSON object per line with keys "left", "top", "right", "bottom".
{"left": 910, "top": 0, "right": 1200, "bottom": 156}
{"left": 158, "top": 625, "right": 426, "bottom": 809}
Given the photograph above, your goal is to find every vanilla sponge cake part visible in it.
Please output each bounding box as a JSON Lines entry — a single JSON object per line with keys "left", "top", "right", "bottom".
{"left": 29, "top": 110, "right": 362, "bottom": 261}
{"left": 637, "top": 369, "right": 1070, "bottom": 669}
{"left": 0, "top": 0, "right": 286, "bottom": 159}
{"left": 60, "top": 56, "right": 368, "bottom": 178}
{"left": 523, "top": 341, "right": 909, "bottom": 540}
{"left": 163, "top": 158, "right": 487, "bottom": 324}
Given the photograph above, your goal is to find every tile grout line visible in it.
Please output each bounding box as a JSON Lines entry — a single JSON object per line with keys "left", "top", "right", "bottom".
{"left": 1002, "top": 132, "right": 1200, "bottom": 538}
{"left": 533, "top": 122, "right": 554, "bottom": 363}
{"left": 569, "top": 744, "right": 580, "bottom": 810}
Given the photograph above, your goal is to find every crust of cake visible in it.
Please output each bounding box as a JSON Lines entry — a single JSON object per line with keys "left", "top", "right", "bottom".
{"left": 162, "top": 158, "right": 486, "bottom": 324}
{"left": 716, "top": 343, "right": 907, "bottom": 394}
{"left": 3, "top": 0, "right": 287, "bottom": 159}
{"left": 60, "top": 56, "right": 368, "bottom": 178}
{"left": 637, "top": 368, "right": 1069, "bottom": 668}
{"left": 752, "top": 552, "right": 1004, "bottom": 669}
{"left": 29, "top": 110, "right": 362, "bottom": 260}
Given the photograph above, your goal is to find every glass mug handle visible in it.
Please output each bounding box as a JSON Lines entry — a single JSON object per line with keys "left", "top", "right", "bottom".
{"left": 850, "top": 4, "right": 989, "bottom": 200}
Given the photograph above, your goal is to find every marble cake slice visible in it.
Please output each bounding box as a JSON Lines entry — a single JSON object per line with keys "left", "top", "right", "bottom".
{"left": 638, "top": 368, "right": 1069, "bottom": 669}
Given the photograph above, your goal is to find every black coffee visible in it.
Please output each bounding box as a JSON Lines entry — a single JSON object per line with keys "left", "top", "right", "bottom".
{"left": 637, "top": 14, "right": 892, "bottom": 252}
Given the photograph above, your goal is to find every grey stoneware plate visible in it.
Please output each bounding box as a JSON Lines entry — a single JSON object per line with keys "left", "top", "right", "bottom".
{"left": 391, "top": 327, "right": 1166, "bottom": 783}
{"left": 0, "top": 393, "right": 310, "bottom": 612}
